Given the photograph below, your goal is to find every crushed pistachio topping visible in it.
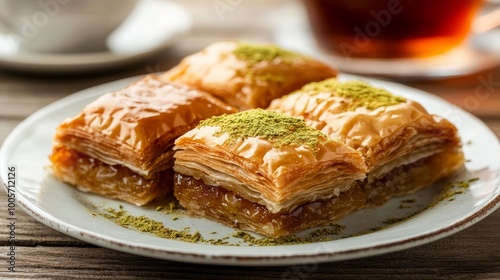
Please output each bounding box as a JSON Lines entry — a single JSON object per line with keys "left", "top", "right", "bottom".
{"left": 349, "top": 226, "right": 385, "bottom": 237}
{"left": 232, "top": 42, "right": 302, "bottom": 83}
{"left": 300, "top": 78, "right": 406, "bottom": 110}
{"left": 348, "top": 211, "right": 420, "bottom": 238}
{"left": 102, "top": 206, "right": 204, "bottom": 243}
{"left": 155, "top": 200, "right": 179, "bottom": 214}
{"left": 436, "top": 177, "right": 479, "bottom": 203}
{"left": 398, "top": 198, "right": 417, "bottom": 209}
{"left": 198, "top": 109, "right": 328, "bottom": 150}
{"left": 383, "top": 217, "right": 411, "bottom": 225}
{"left": 96, "top": 178, "right": 481, "bottom": 246}
{"left": 232, "top": 42, "right": 301, "bottom": 65}
{"left": 231, "top": 223, "right": 345, "bottom": 246}
{"left": 350, "top": 177, "right": 480, "bottom": 238}
{"left": 99, "top": 205, "right": 348, "bottom": 246}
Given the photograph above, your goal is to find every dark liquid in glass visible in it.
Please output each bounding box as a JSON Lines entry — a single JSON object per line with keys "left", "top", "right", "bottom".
{"left": 304, "top": 0, "right": 483, "bottom": 58}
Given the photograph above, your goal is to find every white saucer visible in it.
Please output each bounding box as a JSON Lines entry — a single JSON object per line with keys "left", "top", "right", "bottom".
{"left": 0, "top": 0, "right": 192, "bottom": 74}
{"left": 272, "top": 4, "right": 500, "bottom": 81}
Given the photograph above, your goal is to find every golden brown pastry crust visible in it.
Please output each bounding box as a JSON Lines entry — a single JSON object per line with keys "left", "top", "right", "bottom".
{"left": 268, "top": 79, "right": 463, "bottom": 170}
{"left": 268, "top": 79, "right": 465, "bottom": 205}
{"left": 161, "top": 41, "right": 338, "bottom": 110}
{"left": 173, "top": 110, "right": 367, "bottom": 214}
{"left": 54, "top": 74, "right": 237, "bottom": 178}
{"left": 363, "top": 147, "right": 465, "bottom": 206}
{"left": 50, "top": 74, "right": 237, "bottom": 205}
{"left": 50, "top": 145, "right": 172, "bottom": 206}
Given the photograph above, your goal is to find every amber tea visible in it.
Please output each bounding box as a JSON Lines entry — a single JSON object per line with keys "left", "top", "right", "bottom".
{"left": 304, "top": 0, "right": 484, "bottom": 58}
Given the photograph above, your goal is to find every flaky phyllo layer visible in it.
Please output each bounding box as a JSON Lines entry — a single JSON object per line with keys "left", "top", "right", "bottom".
{"left": 49, "top": 40, "right": 467, "bottom": 237}
{"left": 162, "top": 41, "right": 338, "bottom": 110}
{"left": 173, "top": 109, "right": 367, "bottom": 213}
{"left": 269, "top": 78, "right": 465, "bottom": 204}
{"left": 53, "top": 74, "right": 236, "bottom": 178}
{"left": 50, "top": 74, "right": 237, "bottom": 206}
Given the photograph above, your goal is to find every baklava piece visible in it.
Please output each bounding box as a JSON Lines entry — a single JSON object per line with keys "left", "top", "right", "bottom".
{"left": 50, "top": 74, "right": 237, "bottom": 206}
{"left": 161, "top": 41, "right": 338, "bottom": 110}
{"left": 268, "top": 78, "right": 464, "bottom": 206}
{"left": 173, "top": 109, "right": 367, "bottom": 237}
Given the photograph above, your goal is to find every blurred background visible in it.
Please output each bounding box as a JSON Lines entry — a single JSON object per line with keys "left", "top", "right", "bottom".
{"left": 1, "top": 0, "right": 499, "bottom": 128}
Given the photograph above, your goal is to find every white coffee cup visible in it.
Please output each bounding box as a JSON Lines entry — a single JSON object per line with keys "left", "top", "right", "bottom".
{"left": 0, "top": 0, "right": 138, "bottom": 53}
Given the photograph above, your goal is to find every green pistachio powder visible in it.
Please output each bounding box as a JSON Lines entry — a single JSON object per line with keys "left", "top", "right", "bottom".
{"left": 199, "top": 109, "right": 327, "bottom": 150}
{"left": 100, "top": 176, "right": 477, "bottom": 245}
{"left": 97, "top": 43, "right": 470, "bottom": 246}
{"left": 232, "top": 42, "right": 300, "bottom": 65}
{"left": 101, "top": 205, "right": 347, "bottom": 246}
{"left": 231, "top": 42, "right": 405, "bottom": 110}
{"left": 231, "top": 42, "right": 301, "bottom": 82}
{"left": 301, "top": 78, "right": 406, "bottom": 110}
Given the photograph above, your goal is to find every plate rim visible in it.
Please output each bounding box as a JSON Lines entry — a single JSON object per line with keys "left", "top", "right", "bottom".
{"left": 8, "top": 189, "right": 499, "bottom": 266}
{"left": 1, "top": 74, "right": 500, "bottom": 266}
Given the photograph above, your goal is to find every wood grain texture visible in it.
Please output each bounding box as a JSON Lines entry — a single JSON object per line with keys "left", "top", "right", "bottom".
{"left": 0, "top": 215, "right": 499, "bottom": 280}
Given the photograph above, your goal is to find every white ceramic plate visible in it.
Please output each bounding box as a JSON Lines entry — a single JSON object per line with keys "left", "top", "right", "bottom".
{"left": 1, "top": 75, "right": 499, "bottom": 266}
{"left": 0, "top": 0, "right": 192, "bottom": 74}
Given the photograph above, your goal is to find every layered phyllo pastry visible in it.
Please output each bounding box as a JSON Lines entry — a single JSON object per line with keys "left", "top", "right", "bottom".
{"left": 173, "top": 109, "right": 367, "bottom": 237}
{"left": 268, "top": 78, "right": 464, "bottom": 206}
{"left": 49, "top": 74, "right": 237, "bottom": 206}
{"left": 161, "top": 41, "right": 338, "bottom": 110}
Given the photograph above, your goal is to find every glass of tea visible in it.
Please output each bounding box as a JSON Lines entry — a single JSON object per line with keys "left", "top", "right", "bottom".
{"left": 304, "top": 0, "right": 485, "bottom": 59}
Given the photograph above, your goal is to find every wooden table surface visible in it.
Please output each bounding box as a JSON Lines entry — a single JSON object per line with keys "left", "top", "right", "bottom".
{"left": 1, "top": 1, "right": 500, "bottom": 279}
